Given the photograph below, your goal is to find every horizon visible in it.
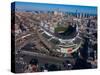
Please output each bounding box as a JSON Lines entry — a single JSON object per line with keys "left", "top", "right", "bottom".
{"left": 12, "top": 2, "right": 97, "bottom": 15}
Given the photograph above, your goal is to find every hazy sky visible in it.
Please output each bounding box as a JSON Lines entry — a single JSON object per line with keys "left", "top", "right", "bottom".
{"left": 14, "top": 1, "right": 97, "bottom": 15}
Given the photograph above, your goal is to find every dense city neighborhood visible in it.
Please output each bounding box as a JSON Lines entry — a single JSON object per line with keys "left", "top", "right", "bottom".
{"left": 11, "top": 2, "right": 97, "bottom": 73}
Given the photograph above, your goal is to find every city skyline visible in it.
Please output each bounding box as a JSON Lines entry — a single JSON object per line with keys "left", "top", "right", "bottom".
{"left": 13, "top": 1, "right": 97, "bottom": 15}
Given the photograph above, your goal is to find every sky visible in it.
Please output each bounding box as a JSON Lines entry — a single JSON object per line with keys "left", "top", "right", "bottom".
{"left": 13, "top": 1, "right": 97, "bottom": 15}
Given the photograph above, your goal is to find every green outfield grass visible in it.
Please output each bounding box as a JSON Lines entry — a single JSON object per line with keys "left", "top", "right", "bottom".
{"left": 54, "top": 26, "right": 68, "bottom": 33}
{"left": 55, "top": 26, "right": 67, "bottom": 32}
